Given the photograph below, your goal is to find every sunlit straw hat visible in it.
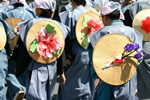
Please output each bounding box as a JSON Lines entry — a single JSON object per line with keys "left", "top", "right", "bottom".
{"left": 26, "top": 20, "right": 65, "bottom": 64}
{"left": 132, "top": 9, "right": 150, "bottom": 41}
{"left": 92, "top": 34, "right": 138, "bottom": 85}
{"left": 76, "top": 11, "right": 103, "bottom": 49}
{"left": 0, "top": 25, "right": 7, "bottom": 50}
{"left": 5, "top": 18, "right": 22, "bottom": 51}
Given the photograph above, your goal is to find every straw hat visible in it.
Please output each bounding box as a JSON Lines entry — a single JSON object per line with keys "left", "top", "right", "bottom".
{"left": 87, "top": 7, "right": 98, "bottom": 13}
{"left": 76, "top": 11, "right": 102, "bottom": 49}
{"left": 0, "top": 25, "right": 7, "bottom": 50}
{"left": 132, "top": 9, "right": 150, "bottom": 41}
{"left": 26, "top": 20, "right": 65, "bottom": 64}
{"left": 5, "top": 18, "right": 22, "bottom": 51}
{"left": 92, "top": 34, "right": 138, "bottom": 85}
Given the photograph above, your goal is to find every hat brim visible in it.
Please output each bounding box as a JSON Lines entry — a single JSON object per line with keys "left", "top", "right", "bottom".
{"left": 5, "top": 18, "right": 23, "bottom": 51}
{"left": 92, "top": 34, "right": 138, "bottom": 85}
{"left": 132, "top": 9, "right": 150, "bottom": 41}
{"left": 0, "top": 25, "right": 7, "bottom": 50}
{"left": 5, "top": 18, "right": 23, "bottom": 29}
{"left": 87, "top": 7, "right": 98, "bottom": 13}
{"left": 26, "top": 20, "right": 65, "bottom": 64}
{"left": 76, "top": 11, "right": 101, "bottom": 49}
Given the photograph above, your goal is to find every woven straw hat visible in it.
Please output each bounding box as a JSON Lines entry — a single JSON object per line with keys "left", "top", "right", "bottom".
{"left": 132, "top": 9, "right": 150, "bottom": 41}
{"left": 76, "top": 11, "right": 102, "bottom": 49}
{"left": 87, "top": 7, "right": 98, "bottom": 13}
{"left": 92, "top": 34, "right": 138, "bottom": 85}
{"left": 5, "top": 18, "right": 23, "bottom": 51}
{"left": 26, "top": 20, "right": 65, "bottom": 64}
{"left": 5, "top": 18, "right": 22, "bottom": 29}
{"left": 0, "top": 25, "right": 7, "bottom": 50}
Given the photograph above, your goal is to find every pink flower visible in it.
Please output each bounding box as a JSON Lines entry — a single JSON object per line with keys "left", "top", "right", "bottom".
{"left": 36, "top": 28, "right": 47, "bottom": 42}
{"left": 87, "top": 19, "right": 103, "bottom": 35}
{"left": 36, "top": 31, "right": 62, "bottom": 59}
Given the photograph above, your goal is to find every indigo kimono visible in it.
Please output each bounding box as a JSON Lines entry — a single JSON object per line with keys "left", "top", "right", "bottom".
{"left": 18, "top": 18, "right": 68, "bottom": 100}
{"left": 121, "top": 1, "right": 150, "bottom": 99}
{"left": 89, "top": 20, "right": 143, "bottom": 100}
{"left": 0, "top": 5, "right": 36, "bottom": 100}
{"left": 0, "top": 20, "right": 14, "bottom": 100}
{"left": 57, "top": 6, "right": 94, "bottom": 100}
{"left": 122, "top": 0, "right": 150, "bottom": 27}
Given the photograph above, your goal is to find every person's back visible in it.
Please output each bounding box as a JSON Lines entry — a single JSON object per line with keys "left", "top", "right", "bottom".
{"left": 93, "top": 20, "right": 142, "bottom": 48}
{"left": 0, "top": 0, "right": 36, "bottom": 100}
{"left": 0, "top": 2, "right": 36, "bottom": 21}
{"left": 121, "top": 0, "right": 150, "bottom": 27}
{"left": 18, "top": 0, "right": 69, "bottom": 99}
{"left": 57, "top": 0, "right": 95, "bottom": 100}
{"left": 4, "top": 6, "right": 35, "bottom": 20}
{"left": 89, "top": 2, "right": 142, "bottom": 100}
{"left": 59, "top": 1, "right": 89, "bottom": 40}
{"left": 0, "top": 20, "right": 13, "bottom": 100}
{"left": 124, "top": 1, "right": 150, "bottom": 99}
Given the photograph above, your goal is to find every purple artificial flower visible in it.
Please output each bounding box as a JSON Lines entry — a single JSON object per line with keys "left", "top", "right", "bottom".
{"left": 134, "top": 50, "right": 143, "bottom": 59}
{"left": 124, "top": 43, "right": 135, "bottom": 52}
{"left": 134, "top": 44, "right": 139, "bottom": 50}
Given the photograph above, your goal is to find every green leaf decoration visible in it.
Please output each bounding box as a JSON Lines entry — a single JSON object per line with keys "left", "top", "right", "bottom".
{"left": 46, "top": 24, "right": 56, "bottom": 34}
{"left": 81, "top": 32, "right": 87, "bottom": 39}
{"left": 83, "top": 15, "right": 91, "bottom": 28}
{"left": 30, "top": 39, "right": 39, "bottom": 53}
{"left": 56, "top": 48, "right": 62, "bottom": 55}
{"left": 82, "top": 37, "right": 89, "bottom": 48}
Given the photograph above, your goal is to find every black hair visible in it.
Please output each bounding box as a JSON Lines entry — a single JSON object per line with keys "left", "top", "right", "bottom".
{"left": 13, "top": 3, "right": 24, "bottom": 8}
{"left": 72, "top": 0, "right": 86, "bottom": 6}
{"left": 39, "top": 9, "right": 54, "bottom": 18}
{"left": 106, "top": 10, "right": 120, "bottom": 20}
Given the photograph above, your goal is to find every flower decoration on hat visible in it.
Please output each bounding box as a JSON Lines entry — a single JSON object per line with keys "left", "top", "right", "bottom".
{"left": 81, "top": 15, "right": 103, "bottom": 48}
{"left": 102, "top": 43, "right": 146, "bottom": 70}
{"left": 29, "top": 24, "right": 62, "bottom": 59}
{"left": 13, "top": 26, "right": 19, "bottom": 35}
{"left": 141, "top": 16, "right": 150, "bottom": 34}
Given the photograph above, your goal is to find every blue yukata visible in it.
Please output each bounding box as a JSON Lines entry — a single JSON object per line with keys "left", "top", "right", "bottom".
{"left": 122, "top": 0, "right": 150, "bottom": 27}
{"left": 87, "top": 0, "right": 110, "bottom": 9}
{"left": 0, "top": 20, "right": 14, "bottom": 100}
{"left": 89, "top": 20, "right": 143, "bottom": 100}
{"left": 0, "top": 5, "right": 36, "bottom": 100}
{"left": 122, "top": 1, "right": 150, "bottom": 99}
{"left": 57, "top": 6, "right": 94, "bottom": 100}
{"left": 0, "top": 2, "right": 13, "bottom": 13}
{"left": 128, "top": 0, "right": 150, "bottom": 20}
{"left": 64, "top": 0, "right": 101, "bottom": 11}
{"left": 91, "top": 0, "right": 110, "bottom": 9}
{"left": 93, "top": 0, "right": 110, "bottom": 6}
{"left": 0, "top": 6, "right": 36, "bottom": 21}
{"left": 18, "top": 18, "right": 69, "bottom": 100}
{"left": 0, "top": 49, "right": 7, "bottom": 100}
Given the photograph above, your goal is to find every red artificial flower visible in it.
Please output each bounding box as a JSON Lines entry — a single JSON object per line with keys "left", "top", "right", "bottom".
{"left": 141, "top": 17, "right": 150, "bottom": 34}
{"left": 110, "top": 54, "right": 125, "bottom": 65}
{"left": 110, "top": 58, "right": 124, "bottom": 65}
{"left": 87, "top": 19, "right": 103, "bottom": 35}
{"left": 17, "top": 27, "right": 19, "bottom": 32}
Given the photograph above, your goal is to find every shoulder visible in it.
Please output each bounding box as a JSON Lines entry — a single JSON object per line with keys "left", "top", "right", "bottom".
{"left": 123, "top": 25, "right": 137, "bottom": 32}
{"left": 98, "top": 26, "right": 112, "bottom": 34}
